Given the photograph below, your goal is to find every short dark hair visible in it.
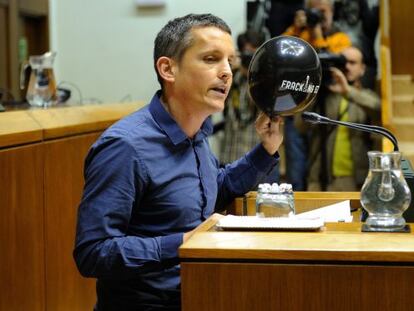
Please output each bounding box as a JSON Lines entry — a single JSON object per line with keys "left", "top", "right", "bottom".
{"left": 153, "top": 13, "right": 231, "bottom": 88}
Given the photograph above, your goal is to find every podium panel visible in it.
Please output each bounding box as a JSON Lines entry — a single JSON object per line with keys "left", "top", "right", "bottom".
{"left": 182, "top": 262, "right": 414, "bottom": 311}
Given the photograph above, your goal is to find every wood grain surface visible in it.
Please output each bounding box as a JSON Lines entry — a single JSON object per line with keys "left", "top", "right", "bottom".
{"left": 181, "top": 211, "right": 414, "bottom": 311}
{"left": 0, "top": 102, "right": 140, "bottom": 310}
{"left": 0, "top": 102, "right": 144, "bottom": 149}
{"left": 180, "top": 213, "right": 414, "bottom": 262}
{"left": 182, "top": 262, "right": 414, "bottom": 311}
{"left": 29, "top": 102, "right": 143, "bottom": 140}
{"left": 0, "top": 110, "right": 43, "bottom": 148}
{"left": 43, "top": 133, "right": 100, "bottom": 311}
{"left": 0, "top": 143, "right": 45, "bottom": 311}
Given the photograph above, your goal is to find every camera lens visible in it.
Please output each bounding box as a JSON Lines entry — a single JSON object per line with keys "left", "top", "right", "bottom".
{"left": 305, "top": 8, "right": 323, "bottom": 28}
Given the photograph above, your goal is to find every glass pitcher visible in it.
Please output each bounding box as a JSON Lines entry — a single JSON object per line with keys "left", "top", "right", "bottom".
{"left": 361, "top": 151, "right": 411, "bottom": 231}
{"left": 20, "top": 51, "right": 57, "bottom": 107}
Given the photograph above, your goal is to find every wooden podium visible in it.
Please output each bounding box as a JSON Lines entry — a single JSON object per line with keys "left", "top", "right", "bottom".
{"left": 179, "top": 192, "right": 414, "bottom": 311}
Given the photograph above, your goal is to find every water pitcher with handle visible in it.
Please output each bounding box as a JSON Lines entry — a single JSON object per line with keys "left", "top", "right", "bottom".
{"left": 20, "top": 51, "right": 57, "bottom": 107}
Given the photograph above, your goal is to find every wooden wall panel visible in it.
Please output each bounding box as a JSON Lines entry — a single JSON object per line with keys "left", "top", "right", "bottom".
{"left": 43, "top": 133, "right": 100, "bottom": 311}
{"left": 0, "top": 143, "right": 45, "bottom": 311}
{"left": 390, "top": 0, "right": 414, "bottom": 76}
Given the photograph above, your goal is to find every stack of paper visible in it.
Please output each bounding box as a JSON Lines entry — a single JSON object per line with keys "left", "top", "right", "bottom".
{"left": 296, "top": 200, "right": 353, "bottom": 222}
{"left": 216, "top": 215, "right": 324, "bottom": 231}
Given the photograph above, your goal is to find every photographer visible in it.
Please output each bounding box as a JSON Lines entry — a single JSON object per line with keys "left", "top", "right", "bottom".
{"left": 283, "top": 0, "right": 351, "bottom": 53}
{"left": 304, "top": 46, "right": 380, "bottom": 191}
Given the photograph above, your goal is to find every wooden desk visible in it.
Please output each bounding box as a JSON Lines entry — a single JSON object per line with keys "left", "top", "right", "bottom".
{"left": 0, "top": 102, "right": 144, "bottom": 311}
{"left": 180, "top": 196, "right": 414, "bottom": 311}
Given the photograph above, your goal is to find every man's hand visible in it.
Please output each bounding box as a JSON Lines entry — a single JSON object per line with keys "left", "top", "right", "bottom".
{"left": 310, "top": 24, "right": 324, "bottom": 40}
{"left": 255, "top": 113, "right": 283, "bottom": 156}
{"left": 328, "top": 67, "right": 350, "bottom": 96}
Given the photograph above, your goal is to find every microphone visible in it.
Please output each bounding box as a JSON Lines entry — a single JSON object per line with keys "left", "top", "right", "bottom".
{"left": 302, "top": 111, "right": 399, "bottom": 152}
{"left": 302, "top": 111, "right": 414, "bottom": 222}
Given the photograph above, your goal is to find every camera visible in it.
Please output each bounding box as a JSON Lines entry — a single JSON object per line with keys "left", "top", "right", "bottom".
{"left": 317, "top": 52, "right": 347, "bottom": 85}
{"left": 305, "top": 8, "right": 323, "bottom": 28}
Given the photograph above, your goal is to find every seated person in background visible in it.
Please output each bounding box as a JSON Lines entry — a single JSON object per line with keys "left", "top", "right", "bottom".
{"left": 73, "top": 13, "right": 283, "bottom": 311}
{"left": 283, "top": 0, "right": 351, "bottom": 53}
{"left": 301, "top": 46, "right": 380, "bottom": 191}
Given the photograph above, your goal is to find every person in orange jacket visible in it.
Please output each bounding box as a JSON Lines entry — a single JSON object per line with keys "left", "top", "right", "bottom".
{"left": 283, "top": 0, "right": 351, "bottom": 53}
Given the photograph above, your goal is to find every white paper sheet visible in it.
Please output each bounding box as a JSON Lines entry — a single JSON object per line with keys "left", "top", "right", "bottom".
{"left": 216, "top": 215, "right": 324, "bottom": 230}
{"left": 296, "top": 200, "right": 353, "bottom": 222}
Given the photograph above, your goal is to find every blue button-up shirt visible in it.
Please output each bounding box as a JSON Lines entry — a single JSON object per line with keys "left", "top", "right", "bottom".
{"left": 74, "top": 92, "right": 279, "bottom": 310}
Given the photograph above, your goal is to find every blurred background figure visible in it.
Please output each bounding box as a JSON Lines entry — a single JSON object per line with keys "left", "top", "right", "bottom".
{"left": 333, "top": 0, "right": 379, "bottom": 90}
{"left": 302, "top": 46, "right": 380, "bottom": 191}
{"left": 216, "top": 29, "right": 279, "bottom": 183}
{"left": 249, "top": 0, "right": 310, "bottom": 190}
{"left": 283, "top": 0, "right": 351, "bottom": 53}
{"left": 279, "top": 0, "right": 352, "bottom": 190}
{"left": 237, "top": 0, "right": 379, "bottom": 191}
{"left": 265, "top": 0, "right": 305, "bottom": 37}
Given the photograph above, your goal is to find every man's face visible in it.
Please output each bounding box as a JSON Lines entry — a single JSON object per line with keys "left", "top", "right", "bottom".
{"left": 172, "top": 26, "right": 235, "bottom": 114}
{"left": 342, "top": 47, "right": 365, "bottom": 83}
{"left": 309, "top": 0, "right": 333, "bottom": 32}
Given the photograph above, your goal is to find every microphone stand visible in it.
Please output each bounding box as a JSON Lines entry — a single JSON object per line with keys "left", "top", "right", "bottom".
{"left": 302, "top": 111, "right": 399, "bottom": 151}
{"left": 302, "top": 111, "right": 414, "bottom": 222}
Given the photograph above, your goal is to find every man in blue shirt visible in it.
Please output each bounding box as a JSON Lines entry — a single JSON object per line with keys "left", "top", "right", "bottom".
{"left": 74, "top": 13, "right": 283, "bottom": 311}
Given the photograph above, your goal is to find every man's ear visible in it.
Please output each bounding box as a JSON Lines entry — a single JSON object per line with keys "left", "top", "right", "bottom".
{"left": 156, "top": 56, "right": 176, "bottom": 83}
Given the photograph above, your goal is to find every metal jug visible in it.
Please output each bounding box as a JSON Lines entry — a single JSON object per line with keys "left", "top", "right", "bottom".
{"left": 20, "top": 51, "right": 57, "bottom": 107}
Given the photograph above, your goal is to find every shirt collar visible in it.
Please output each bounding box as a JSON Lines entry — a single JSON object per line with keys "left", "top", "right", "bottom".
{"left": 149, "top": 91, "right": 213, "bottom": 145}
